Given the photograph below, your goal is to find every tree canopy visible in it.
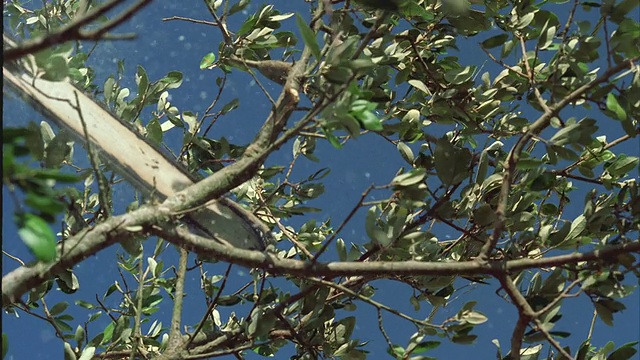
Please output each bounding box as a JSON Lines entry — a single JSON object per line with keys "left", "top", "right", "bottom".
{"left": 2, "top": 0, "right": 639, "bottom": 359}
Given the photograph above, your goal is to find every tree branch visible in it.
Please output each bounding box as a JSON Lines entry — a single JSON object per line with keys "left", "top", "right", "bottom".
{"left": 4, "top": 0, "right": 153, "bottom": 61}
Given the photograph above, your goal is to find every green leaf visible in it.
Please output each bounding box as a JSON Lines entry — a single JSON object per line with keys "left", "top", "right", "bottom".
{"left": 159, "top": 71, "right": 183, "bottom": 90}
{"left": 473, "top": 204, "right": 496, "bottom": 227}
{"left": 444, "top": 65, "right": 475, "bottom": 85}
{"left": 17, "top": 213, "right": 57, "bottom": 262}
{"left": 248, "top": 309, "right": 277, "bottom": 338}
{"left": 220, "top": 98, "right": 240, "bottom": 114}
{"left": 595, "top": 301, "right": 614, "bottom": 326}
{"left": 565, "top": 214, "right": 586, "bottom": 241}
{"left": 296, "top": 14, "right": 320, "bottom": 61}
{"left": 538, "top": 19, "right": 556, "bottom": 50}
{"left": 64, "top": 342, "right": 77, "bottom": 360}
{"left": 25, "top": 192, "right": 66, "bottom": 215}
{"left": 606, "top": 155, "right": 638, "bottom": 177}
{"left": 135, "top": 65, "right": 149, "bottom": 96}
{"left": 78, "top": 346, "right": 95, "bottom": 360}
{"left": 50, "top": 301, "right": 69, "bottom": 316}
{"left": 463, "top": 310, "right": 488, "bottom": 325}
{"left": 321, "top": 127, "right": 343, "bottom": 149}
{"left": 397, "top": 142, "right": 414, "bottom": 164}
{"left": 75, "top": 325, "right": 86, "bottom": 347}
{"left": 356, "top": 110, "right": 383, "bottom": 131}
{"left": 44, "top": 132, "right": 72, "bottom": 169}
{"left": 229, "top": 0, "right": 250, "bottom": 15}
{"left": 530, "top": 172, "right": 555, "bottom": 191}
{"left": 482, "top": 34, "right": 509, "bottom": 49}
{"left": 41, "top": 55, "right": 70, "bottom": 81}
{"left": 146, "top": 118, "right": 163, "bottom": 144}
{"left": 33, "top": 169, "right": 82, "bottom": 182}
{"left": 608, "top": 342, "right": 639, "bottom": 360}
{"left": 365, "top": 207, "right": 391, "bottom": 246}
{"left": 103, "top": 77, "right": 115, "bottom": 103}
{"left": 2, "top": 333, "right": 8, "bottom": 359}
{"left": 392, "top": 169, "right": 426, "bottom": 187}
{"left": 410, "top": 340, "right": 440, "bottom": 354}
{"left": 322, "top": 66, "right": 354, "bottom": 84}
{"left": 56, "top": 269, "right": 80, "bottom": 294}
{"left": 452, "top": 334, "right": 477, "bottom": 344}
{"left": 408, "top": 79, "right": 431, "bottom": 95}
{"left": 352, "top": 0, "right": 405, "bottom": 11}
{"left": 434, "top": 139, "right": 472, "bottom": 186}
{"left": 606, "top": 93, "right": 627, "bottom": 120}
{"left": 200, "top": 52, "right": 216, "bottom": 69}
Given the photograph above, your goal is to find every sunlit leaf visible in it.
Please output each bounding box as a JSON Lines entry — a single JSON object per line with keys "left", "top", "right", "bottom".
{"left": 17, "top": 213, "right": 57, "bottom": 262}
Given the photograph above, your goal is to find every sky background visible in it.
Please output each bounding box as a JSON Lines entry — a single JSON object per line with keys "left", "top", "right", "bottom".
{"left": 3, "top": 1, "right": 639, "bottom": 359}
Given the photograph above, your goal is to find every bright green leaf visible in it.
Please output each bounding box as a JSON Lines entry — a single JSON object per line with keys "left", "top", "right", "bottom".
{"left": 18, "top": 213, "right": 57, "bottom": 262}
{"left": 200, "top": 52, "right": 216, "bottom": 70}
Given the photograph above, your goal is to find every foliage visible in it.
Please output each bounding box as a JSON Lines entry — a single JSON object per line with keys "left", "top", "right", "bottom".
{"left": 2, "top": 0, "right": 639, "bottom": 359}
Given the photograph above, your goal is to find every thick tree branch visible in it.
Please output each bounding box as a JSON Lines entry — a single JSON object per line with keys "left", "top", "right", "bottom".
{"left": 3, "top": 196, "right": 637, "bottom": 308}
{"left": 1, "top": 204, "right": 161, "bottom": 306}
{"left": 155, "top": 226, "right": 640, "bottom": 278}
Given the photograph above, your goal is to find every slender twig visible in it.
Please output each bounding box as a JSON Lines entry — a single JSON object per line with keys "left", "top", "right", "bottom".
{"left": 533, "top": 279, "right": 582, "bottom": 318}
{"left": 162, "top": 16, "right": 218, "bottom": 27}
{"left": 307, "top": 277, "right": 440, "bottom": 328}
{"left": 75, "top": 92, "right": 111, "bottom": 218}
{"left": 518, "top": 35, "right": 551, "bottom": 113}
{"left": 533, "top": 318, "right": 575, "bottom": 359}
{"left": 186, "top": 264, "right": 233, "bottom": 348}
{"left": 311, "top": 184, "right": 375, "bottom": 263}
{"left": 377, "top": 308, "right": 397, "bottom": 356}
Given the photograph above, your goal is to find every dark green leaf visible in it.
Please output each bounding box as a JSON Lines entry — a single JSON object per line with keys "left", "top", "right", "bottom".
{"left": 220, "top": 98, "right": 240, "bottom": 114}
{"left": 50, "top": 301, "right": 69, "bottom": 316}
{"left": 296, "top": 14, "right": 320, "bottom": 61}
{"left": 434, "top": 139, "right": 472, "bottom": 186}
{"left": 2, "top": 333, "right": 8, "bottom": 359}
{"left": 136, "top": 65, "right": 149, "bottom": 96}
{"left": 608, "top": 342, "right": 639, "bottom": 360}
{"left": 482, "top": 34, "right": 509, "bottom": 49}
{"left": 146, "top": 118, "right": 163, "bottom": 145}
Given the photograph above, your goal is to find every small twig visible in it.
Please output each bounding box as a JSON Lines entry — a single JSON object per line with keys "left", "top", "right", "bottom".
{"left": 204, "top": 1, "right": 234, "bottom": 45}
{"left": 352, "top": 10, "right": 390, "bottom": 60}
{"left": 161, "top": 16, "right": 218, "bottom": 26}
{"left": 518, "top": 35, "right": 551, "bottom": 113}
{"left": 2, "top": 251, "right": 25, "bottom": 266}
{"left": 187, "top": 264, "right": 233, "bottom": 348}
{"left": 533, "top": 318, "right": 575, "bottom": 360}
{"left": 307, "top": 277, "right": 440, "bottom": 328}
{"left": 311, "top": 184, "right": 375, "bottom": 263}
{"left": 377, "top": 308, "right": 397, "bottom": 356}
{"left": 75, "top": 91, "right": 111, "bottom": 218}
